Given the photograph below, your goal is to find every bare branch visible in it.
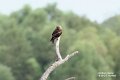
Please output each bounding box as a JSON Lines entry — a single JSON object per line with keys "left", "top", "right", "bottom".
{"left": 40, "top": 51, "right": 78, "bottom": 80}
{"left": 65, "top": 77, "right": 76, "bottom": 80}
{"left": 54, "top": 37, "right": 62, "bottom": 60}
{"left": 40, "top": 27, "right": 79, "bottom": 80}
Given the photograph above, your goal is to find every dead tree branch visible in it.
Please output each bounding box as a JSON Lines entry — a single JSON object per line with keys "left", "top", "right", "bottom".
{"left": 40, "top": 51, "right": 78, "bottom": 80}
{"left": 65, "top": 77, "right": 76, "bottom": 80}
{"left": 40, "top": 26, "right": 79, "bottom": 80}
{"left": 54, "top": 37, "right": 62, "bottom": 60}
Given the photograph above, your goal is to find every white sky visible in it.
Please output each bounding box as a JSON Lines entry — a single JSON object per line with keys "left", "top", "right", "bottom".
{"left": 0, "top": 0, "right": 120, "bottom": 23}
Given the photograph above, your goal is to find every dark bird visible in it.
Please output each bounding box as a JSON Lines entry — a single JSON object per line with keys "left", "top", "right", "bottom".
{"left": 50, "top": 26, "right": 62, "bottom": 43}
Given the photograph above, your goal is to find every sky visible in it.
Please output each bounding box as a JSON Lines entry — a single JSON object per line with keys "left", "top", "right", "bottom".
{"left": 0, "top": 0, "right": 120, "bottom": 23}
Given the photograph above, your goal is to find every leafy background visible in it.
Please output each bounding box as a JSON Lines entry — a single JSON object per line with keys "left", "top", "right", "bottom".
{"left": 0, "top": 4, "right": 120, "bottom": 80}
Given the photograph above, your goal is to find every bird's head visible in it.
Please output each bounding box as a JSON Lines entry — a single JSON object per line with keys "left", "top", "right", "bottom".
{"left": 56, "top": 25, "right": 62, "bottom": 30}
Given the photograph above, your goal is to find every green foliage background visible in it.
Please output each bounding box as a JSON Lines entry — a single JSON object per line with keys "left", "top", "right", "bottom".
{"left": 0, "top": 4, "right": 120, "bottom": 80}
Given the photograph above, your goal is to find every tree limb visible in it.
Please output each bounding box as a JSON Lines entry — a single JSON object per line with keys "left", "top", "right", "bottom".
{"left": 40, "top": 51, "right": 78, "bottom": 80}
{"left": 54, "top": 37, "right": 62, "bottom": 60}
{"left": 40, "top": 32, "right": 79, "bottom": 80}
{"left": 65, "top": 77, "right": 76, "bottom": 80}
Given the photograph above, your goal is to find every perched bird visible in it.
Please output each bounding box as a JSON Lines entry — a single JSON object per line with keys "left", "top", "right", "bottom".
{"left": 50, "top": 26, "right": 62, "bottom": 43}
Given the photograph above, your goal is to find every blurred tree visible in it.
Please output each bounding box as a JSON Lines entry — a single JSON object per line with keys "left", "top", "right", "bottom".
{"left": 0, "top": 64, "right": 15, "bottom": 80}
{"left": 102, "top": 15, "right": 120, "bottom": 35}
{"left": 0, "top": 25, "right": 33, "bottom": 80}
{"left": 0, "top": 3, "right": 119, "bottom": 80}
{"left": 10, "top": 5, "right": 31, "bottom": 25}
{"left": 45, "top": 3, "right": 63, "bottom": 22}
{"left": 26, "top": 58, "right": 42, "bottom": 80}
{"left": 22, "top": 8, "right": 47, "bottom": 31}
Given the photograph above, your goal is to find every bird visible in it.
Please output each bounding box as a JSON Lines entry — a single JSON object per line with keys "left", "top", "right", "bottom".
{"left": 50, "top": 26, "right": 62, "bottom": 43}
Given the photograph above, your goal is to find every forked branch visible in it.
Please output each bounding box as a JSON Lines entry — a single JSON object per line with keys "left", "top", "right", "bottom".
{"left": 40, "top": 51, "right": 78, "bottom": 80}
{"left": 40, "top": 34, "right": 79, "bottom": 80}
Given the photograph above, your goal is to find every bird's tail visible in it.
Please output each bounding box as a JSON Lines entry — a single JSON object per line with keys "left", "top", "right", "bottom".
{"left": 50, "top": 37, "right": 54, "bottom": 43}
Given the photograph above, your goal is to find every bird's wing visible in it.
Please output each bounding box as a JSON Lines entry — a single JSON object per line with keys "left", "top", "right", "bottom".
{"left": 52, "top": 30, "right": 62, "bottom": 37}
{"left": 52, "top": 29, "right": 58, "bottom": 35}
